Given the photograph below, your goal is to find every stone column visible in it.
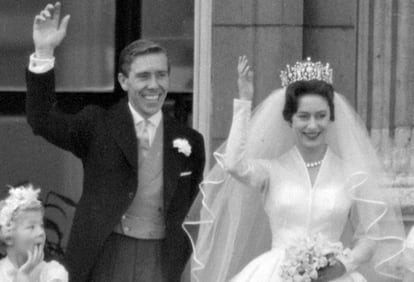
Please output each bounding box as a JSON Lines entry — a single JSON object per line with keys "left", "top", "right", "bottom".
{"left": 356, "top": 0, "right": 414, "bottom": 224}
{"left": 357, "top": 0, "right": 414, "bottom": 180}
{"left": 303, "top": 0, "right": 357, "bottom": 103}
{"left": 394, "top": 0, "right": 414, "bottom": 174}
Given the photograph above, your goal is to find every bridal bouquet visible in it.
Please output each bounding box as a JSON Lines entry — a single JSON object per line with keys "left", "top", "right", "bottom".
{"left": 280, "top": 233, "right": 351, "bottom": 282}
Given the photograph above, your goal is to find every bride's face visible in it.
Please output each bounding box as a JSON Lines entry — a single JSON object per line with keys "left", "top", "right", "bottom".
{"left": 291, "top": 94, "right": 331, "bottom": 151}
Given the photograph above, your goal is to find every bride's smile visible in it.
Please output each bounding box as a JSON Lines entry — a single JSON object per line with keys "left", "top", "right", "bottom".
{"left": 291, "top": 94, "right": 331, "bottom": 152}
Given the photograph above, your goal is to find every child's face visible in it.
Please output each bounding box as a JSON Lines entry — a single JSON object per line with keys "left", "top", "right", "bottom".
{"left": 10, "top": 210, "right": 45, "bottom": 255}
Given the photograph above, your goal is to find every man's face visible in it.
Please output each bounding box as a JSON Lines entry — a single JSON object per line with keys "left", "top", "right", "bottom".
{"left": 118, "top": 53, "right": 169, "bottom": 118}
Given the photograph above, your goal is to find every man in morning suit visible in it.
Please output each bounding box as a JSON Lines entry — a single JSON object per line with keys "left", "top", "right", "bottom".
{"left": 25, "top": 3, "right": 205, "bottom": 282}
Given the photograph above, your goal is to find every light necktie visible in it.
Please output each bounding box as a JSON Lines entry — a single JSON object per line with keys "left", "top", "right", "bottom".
{"left": 137, "top": 120, "right": 150, "bottom": 161}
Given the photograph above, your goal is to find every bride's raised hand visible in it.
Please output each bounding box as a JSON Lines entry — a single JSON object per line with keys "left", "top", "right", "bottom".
{"left": 237, "top": 55, "right": 254, "bottom": 100}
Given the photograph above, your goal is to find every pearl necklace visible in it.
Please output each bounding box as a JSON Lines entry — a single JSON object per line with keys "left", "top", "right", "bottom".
{"left": 305, "top": 160, "right": 323, "bottom": 168}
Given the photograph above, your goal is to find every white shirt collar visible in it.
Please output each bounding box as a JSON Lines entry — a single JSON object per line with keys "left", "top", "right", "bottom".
{"left": 128, "top": 102, "right": 162, "bottom": 128}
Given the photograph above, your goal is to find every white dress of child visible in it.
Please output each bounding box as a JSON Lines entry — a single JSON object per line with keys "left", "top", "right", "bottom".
{"left": 0, "top": 256, "right": 68, "bottom": 282}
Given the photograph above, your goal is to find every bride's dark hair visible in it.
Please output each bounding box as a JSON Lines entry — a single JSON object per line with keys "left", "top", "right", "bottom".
{"left": 283, "top": 80, "right": 335, "bottom": 122}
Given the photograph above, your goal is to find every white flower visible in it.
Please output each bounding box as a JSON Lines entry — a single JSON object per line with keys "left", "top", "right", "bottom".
{"left": 317, "top": 256, "right": 328, "bottom": 268}
{"left": 173, "top": 138, "right": 192, "bottom": 157}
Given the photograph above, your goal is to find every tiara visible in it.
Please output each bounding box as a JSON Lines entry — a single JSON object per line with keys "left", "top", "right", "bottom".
{"left": 280, "top": 57, "right": 333, "bottom": 87}
{"left": 0, "top": 184, "right": 41, "bottom": 229}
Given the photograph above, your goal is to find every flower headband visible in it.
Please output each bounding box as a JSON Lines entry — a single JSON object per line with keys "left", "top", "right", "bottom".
{"left": 0, "top": 184, "right": 42, "bottom": 230}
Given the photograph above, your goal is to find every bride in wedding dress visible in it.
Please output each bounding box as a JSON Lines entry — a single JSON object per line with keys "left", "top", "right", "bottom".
{"left": 183, "top": 57, "right": 405, "bottom": 282}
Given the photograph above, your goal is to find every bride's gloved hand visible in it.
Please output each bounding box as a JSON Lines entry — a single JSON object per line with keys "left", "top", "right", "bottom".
{"left": 314, "top": 259, "right": 346, "bottom": 282}
{"left": 237, "top": 55, "right": 254, "bottom": 101}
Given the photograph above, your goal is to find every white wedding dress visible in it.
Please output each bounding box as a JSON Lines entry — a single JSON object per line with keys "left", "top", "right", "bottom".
{"left": 184, "top": 94, "right": 405, "bottom": 282}
{"left": 221, "top": 100, "right": 369, "bottom": 282}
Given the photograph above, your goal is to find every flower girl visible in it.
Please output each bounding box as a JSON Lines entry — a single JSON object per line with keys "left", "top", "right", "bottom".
{"left": 0, "top": 184, "right": 68, "bottom": 282}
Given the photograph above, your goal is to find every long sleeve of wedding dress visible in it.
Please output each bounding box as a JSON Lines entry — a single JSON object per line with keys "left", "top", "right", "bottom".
{"left": 218, "top": 99, "right": 270, "bottom": 190}
{"left": 340, "top": 177, "right": 383, "bottom": 273}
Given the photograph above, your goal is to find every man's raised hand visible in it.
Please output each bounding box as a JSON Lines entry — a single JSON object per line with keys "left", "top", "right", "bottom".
{"left": 33, "top": 2, "right": 70, "bottom": 58}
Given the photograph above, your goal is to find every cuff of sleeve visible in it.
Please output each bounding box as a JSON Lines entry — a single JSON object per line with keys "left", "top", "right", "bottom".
{"left": 29, "top": 53, "right": 55, "bottom": 73}
{"left": 337, "top": 252, "right": 358, "bottom": 273}
{"left": 233, "top": 99, "right": 252, "bottom": 123}
{"left": 234, "top": 99, "right": 252, "bottom": 111}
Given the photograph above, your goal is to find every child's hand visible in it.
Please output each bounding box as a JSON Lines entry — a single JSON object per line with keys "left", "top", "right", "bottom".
{"left": 17, "top": 244, "right": 44, "bottom": 277}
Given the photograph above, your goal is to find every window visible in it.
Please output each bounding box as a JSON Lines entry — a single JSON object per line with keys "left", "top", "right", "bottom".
{"left": 141, "top": 0, "right": 194, "bottom": 93}
{"left": 0, "top": 0, "right": 194, "bottom": 122}
{"left": 0, "top": 0, "right": 115, "bottom": 92}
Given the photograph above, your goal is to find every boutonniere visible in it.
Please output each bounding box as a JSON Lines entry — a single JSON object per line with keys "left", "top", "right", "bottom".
{"left": 173, "top": 138, "right": 192, "bottom": 157}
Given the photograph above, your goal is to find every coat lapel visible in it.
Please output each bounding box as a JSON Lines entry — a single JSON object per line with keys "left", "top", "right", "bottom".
{"left": 105, "top": 99, "right": 138, "bottom": 171}
{"left": 163, "top": 115, "right": 181, "bottom": 212}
